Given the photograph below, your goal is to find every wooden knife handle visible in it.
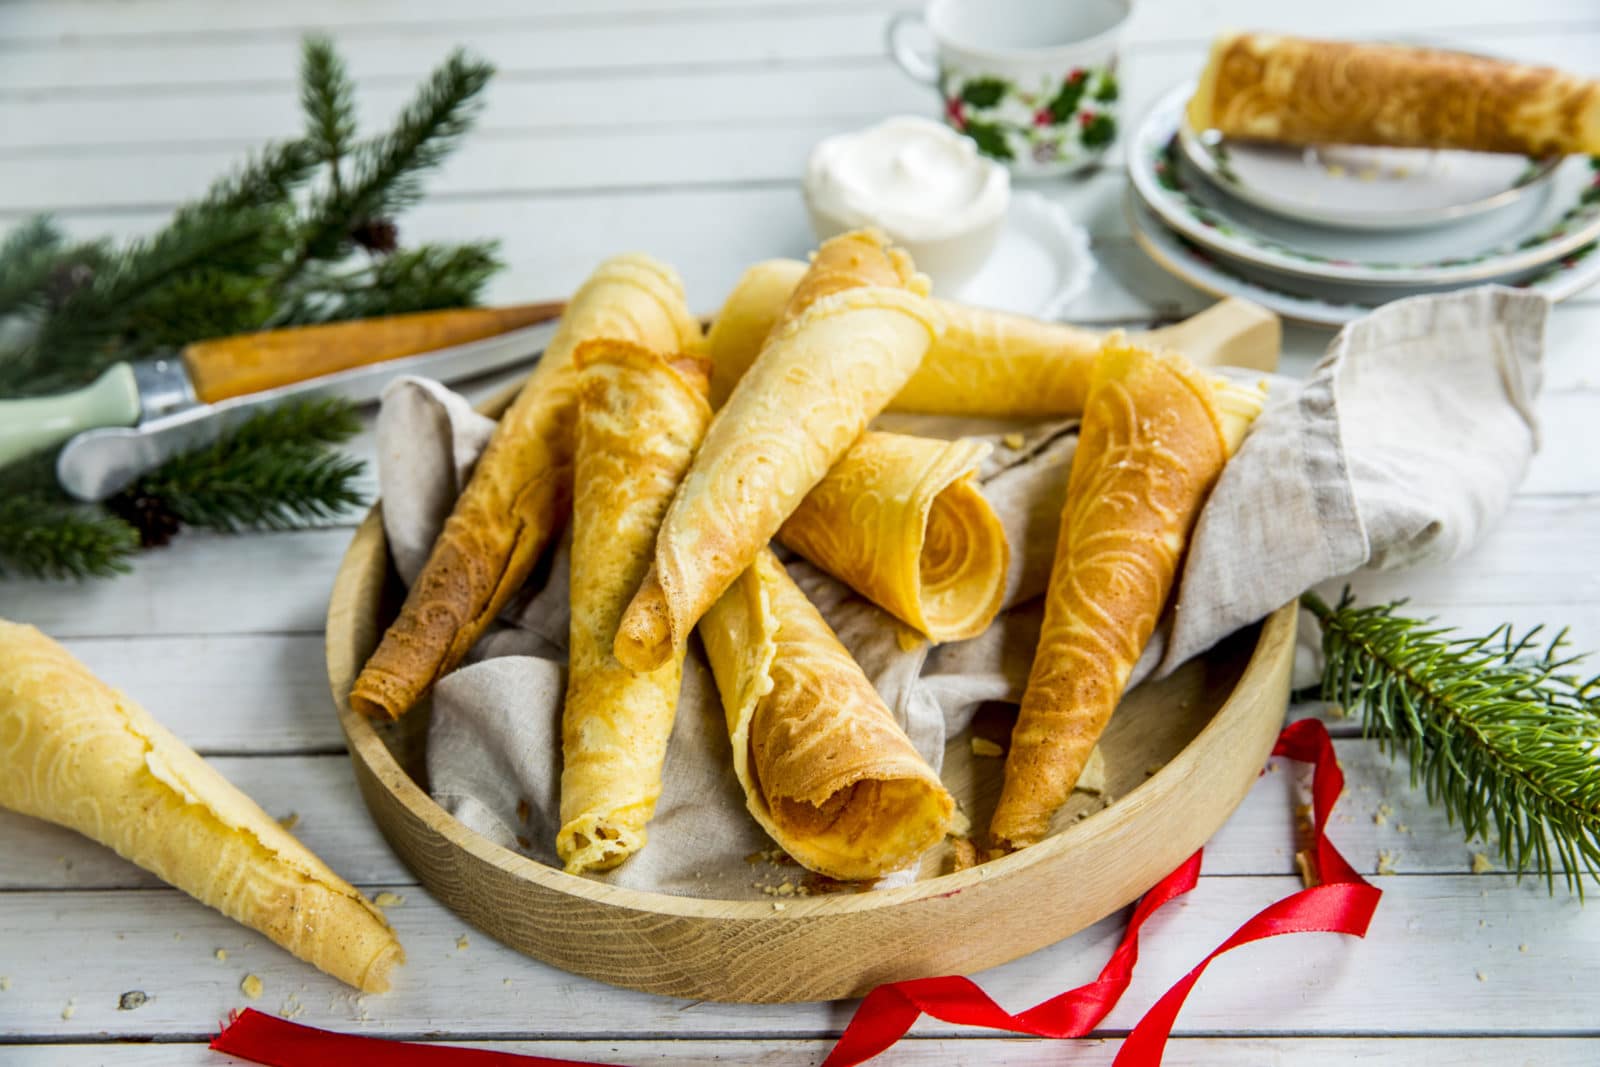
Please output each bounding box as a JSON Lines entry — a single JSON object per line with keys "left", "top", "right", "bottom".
{"left": 181, "top": 302, "right": 567, "bottom": 405}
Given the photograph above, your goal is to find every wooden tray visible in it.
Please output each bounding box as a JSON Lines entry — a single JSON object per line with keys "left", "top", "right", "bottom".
{"left": 324, "top": 379, "right": 1297, "bottom": 1004}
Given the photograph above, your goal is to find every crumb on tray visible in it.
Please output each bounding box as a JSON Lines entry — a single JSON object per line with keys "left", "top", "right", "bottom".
{"left": 970, "top": 737, "right": 1004, "bottom": 758}
{"left": 240, "top": 975, "right": 264, "bottom": 1000}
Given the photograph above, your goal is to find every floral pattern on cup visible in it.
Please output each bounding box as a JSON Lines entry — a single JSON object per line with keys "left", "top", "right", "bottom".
{"left": 940, "top": 66, "right": 1119, "bottom": 167}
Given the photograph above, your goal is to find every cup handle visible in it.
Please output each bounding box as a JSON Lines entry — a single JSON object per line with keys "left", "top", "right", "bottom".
{"left": 886, "top": 13, "right": 939, "bottom": 86}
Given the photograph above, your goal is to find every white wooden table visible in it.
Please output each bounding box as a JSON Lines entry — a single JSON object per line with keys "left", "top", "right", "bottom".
{"left": 3, "top": 1, "right": 1599, "bottom": 1063}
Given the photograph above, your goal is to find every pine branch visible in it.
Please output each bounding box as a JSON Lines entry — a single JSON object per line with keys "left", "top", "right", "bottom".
{"left": 331, "top": 241, "right": 502, "bottom": 320}
{"left": 301, "top": 36, "right": 357, "bottom": 194}
{"left": 130, "top": 398, "right": 366, "bottom": 533}
{"left": 12, "top": 206, "right": 287, "bottom": 395}
{"left": 186, "top": 139, "right": 319, "bottom": 217}
{"left": 1306, "top": 589, "right": 1600, "bottom": 896}
{"left": 0, "top": 455, "right": 139, "bottom": 579}
{"left": 0, "top": 217, "right": 65, "bottom": 314}
{"left": 289, "top": 48, "right": 494, "bottom": 270}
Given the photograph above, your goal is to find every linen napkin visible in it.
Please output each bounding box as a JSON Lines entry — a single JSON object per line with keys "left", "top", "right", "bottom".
{"left": 370, "top": 286, "right": 1545, "bottom": 897}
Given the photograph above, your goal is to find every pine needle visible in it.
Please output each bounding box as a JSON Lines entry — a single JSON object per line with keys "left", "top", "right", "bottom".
{"left": 0, "top": 454, "right": 139, "bottom": 579}
{"left": 291, "top": 48, "right": 494, "bottom": 267}
{"left": 1306, "top": 589, "right": 1600, "bottom": 896}
{"left": 328, "top": 242, "right": 502, "bottom": 320}
{"left": 301, "top": 36, "right": 357, "bottom": 193}
{"left": 130, "top": 398, "right": 367, "bottom": 532}
{"left": 0, "top": 217, "right": 65, "bottom": 314}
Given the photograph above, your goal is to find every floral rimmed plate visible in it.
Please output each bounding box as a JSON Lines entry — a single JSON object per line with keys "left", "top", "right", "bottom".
{"left": 1126, "top": 189, "right": 1600, "bottom": 327}
{"left": 1178, "top": 123, "right": 1561, "bottom": 232}
{"left": 1130, "top": 82, "right": 1600, "bottom": 287}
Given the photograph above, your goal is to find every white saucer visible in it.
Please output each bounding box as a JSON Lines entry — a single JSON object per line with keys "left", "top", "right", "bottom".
{"left": 1130, "top": 82, "right": 1600, "bottom": 288}
{"left": 1126, "top": 187, "right": 1600, "bottom": 327}
{"left": 1178, "top": 123, "right": 1560, "bottom": 232}
{"left": 945, "top": 191, "right": 1095, "bottom": 319}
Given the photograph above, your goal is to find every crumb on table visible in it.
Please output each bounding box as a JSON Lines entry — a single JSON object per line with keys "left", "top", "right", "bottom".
{"left": 1471, "top": 852, "right": 1494, "bottom": 874}
{"left": 240, "top": 975, "right": 263, "bottom": 1000}
{"left": 374, "top": 891, "right": 405, "bottom": 908}
{"left": 1377, "top": 849, "right": 1399, "bottom": 876}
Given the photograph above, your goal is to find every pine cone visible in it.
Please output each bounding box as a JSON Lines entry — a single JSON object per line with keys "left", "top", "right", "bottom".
{"left": 44, "top": 261, "right": 96, "bottom": 308}
{"left": 106, "top": 492, "right": 183, "bottom": 548}
{"left": 350, "top": 217, "right": 399, "bottom": 254}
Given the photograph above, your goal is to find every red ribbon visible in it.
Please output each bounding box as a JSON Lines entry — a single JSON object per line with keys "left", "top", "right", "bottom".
{"left": 211, "top": 719, "right": 1377, "bottom": 1067}
{"left": 211, "top": 1009, "right": 625, "bottom": 1066}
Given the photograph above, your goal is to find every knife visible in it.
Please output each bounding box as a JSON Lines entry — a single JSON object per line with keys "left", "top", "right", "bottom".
{"left": 0, "top": 303, "right": 561, "bottom": 474}
{"left": 6, "top": 300, "right": 566, "bottom": 505}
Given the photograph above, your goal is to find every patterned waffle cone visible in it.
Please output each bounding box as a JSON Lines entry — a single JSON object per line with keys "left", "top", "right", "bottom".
{"left": 0, "top": 620, "right": 404, "bottom": 991}
{"left": 613, "top": 230, "right": 943, "bottom": 672}
{"left": 778, "top": 431, "right": 1008, "bottom": 643}
{"left": 1188, "top": 33, "right": 1600, "bottom": 155}
{"left": 350, "top": 254, "right": 703, "bottom": 721}
{"left": 707, "top": 260, "right": 1279, "bottom": 417}
{"left": 989, "top": 338, "right": 1264, "bottom": 850}
{"left": 700, "top": 550, "right": 954, "bottom": 880}
{"left": 557, "top": 340, "right": 714, "bottom": 874}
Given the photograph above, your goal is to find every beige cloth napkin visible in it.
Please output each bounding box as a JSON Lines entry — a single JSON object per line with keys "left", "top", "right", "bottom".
{"left": 372, "top": 287, "right": 1545, "bottom": 897}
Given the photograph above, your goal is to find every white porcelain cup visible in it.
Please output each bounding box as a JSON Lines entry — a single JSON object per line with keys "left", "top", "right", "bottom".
{"left": 887, "top": 0, "right": 1130, "bottom": 177}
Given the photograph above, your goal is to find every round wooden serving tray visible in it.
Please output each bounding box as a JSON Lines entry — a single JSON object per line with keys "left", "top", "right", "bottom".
{"left": 325, "top": 386, "right": 1297, "bottom": 1004}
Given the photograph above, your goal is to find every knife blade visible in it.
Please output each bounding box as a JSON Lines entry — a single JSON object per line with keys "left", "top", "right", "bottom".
{"left": 55, "top": 314, "right": 563, "bottom": 502}
{"left": 0, "top": 303, "right": 560, "bottom": 473}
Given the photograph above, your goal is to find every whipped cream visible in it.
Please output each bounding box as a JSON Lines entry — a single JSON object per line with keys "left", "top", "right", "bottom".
{"left": 804, "top": 116, "right": 1010, "bottom": 242}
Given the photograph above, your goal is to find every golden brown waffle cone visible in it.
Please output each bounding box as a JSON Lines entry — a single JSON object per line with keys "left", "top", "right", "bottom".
{"left": 989, "top": 339, "right": 1262, "bottom": 851}
{"left": 778, "top": 431, "right": 1008, "bottom": 643}
{"left": 351, "top": 254, "right": 702, "bottom": 721}
{"left": 557, "top": 339, "right": 714, "bottom": 874}
{"left": 0, "top": 620, "right": 403, "bottom": 991}
{"left": 1188, "top": 33, "right": 1600, "bottom": 155}
{"left": 700, "top": 550, "right": 954, "bottom": 880}
{"left": 707, "top": 261, "right": 1278, "bottom": 416}
{"left": 614, "top": 230, "right": 942, "bottom": 672}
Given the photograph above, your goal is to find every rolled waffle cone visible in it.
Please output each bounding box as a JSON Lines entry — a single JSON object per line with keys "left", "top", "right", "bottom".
{"left": 708, "top": 260, "right": 1278, "bottom": 416}
{"left": 614, "top": 230, "right": 942, "bottom": 672}
{"left": 0, "top": 620, "right": 403, "bottom": 992}
{"left": 989, "top": 338, "right": 1264, "bottom": 850}
{"left": 1188, "top": 33, "right": 1600, "bottom": 155}
{"left": 779, "top": 431, "right": 1007, "bottom": 643}
{"left": 699, "top": 551, "right": 954, "bottom": 880}
{"left": 351, "top": 254, "right": 702, "bottom": 721}
{"left": 558, "top": 339, "right": 714, "bottom": 874}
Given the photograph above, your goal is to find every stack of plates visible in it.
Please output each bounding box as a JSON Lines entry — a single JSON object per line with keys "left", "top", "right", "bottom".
{"left": 1126, "top": 82, "right": 1600, "bottom": 326}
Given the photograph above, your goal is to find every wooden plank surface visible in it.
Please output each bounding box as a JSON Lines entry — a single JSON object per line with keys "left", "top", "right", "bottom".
{"left": 2, "top": 875, "right": 1594, "bottom": 1040}
{"left": 6, "top": 1039, "right": 1598, "bottom": 1066}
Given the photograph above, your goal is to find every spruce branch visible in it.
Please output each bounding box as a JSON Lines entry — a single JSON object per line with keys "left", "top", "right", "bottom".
{"left": 0, "top": 217, "right": 65, "bottom": 314}
{"left": 186, "top": 139, "right": 319, "bottom": 217}
{"left": 0, "top": 455, "right": 139, "bottom": 579}
{"left": 289, "top": 48, "right": 494, "bottom": 270}
{"left": 129, "top": 398, "right": 366, "bottom": 533}
{"left": 301, "top": 36, "right": 357, "bottom": 194}
{"left": 12, "top": 206, "right": 286, "bottom": 394}
{"left": 330, "top": 241, "right": 501, "bottom": 320}
{"left": 1306, "top": 589, "right": 1600, "bottom": 896}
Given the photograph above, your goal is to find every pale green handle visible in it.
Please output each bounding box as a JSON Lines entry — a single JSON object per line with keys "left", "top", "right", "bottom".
{"left": 0, "top": 362, "right": 141, "bottom": 469}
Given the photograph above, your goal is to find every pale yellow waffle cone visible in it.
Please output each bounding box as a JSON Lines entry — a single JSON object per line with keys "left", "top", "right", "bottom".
{"left": 0, "top": 620, "right": 404, "bottom": 991}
